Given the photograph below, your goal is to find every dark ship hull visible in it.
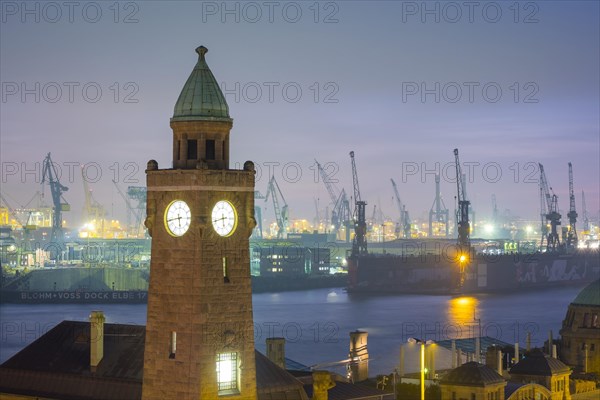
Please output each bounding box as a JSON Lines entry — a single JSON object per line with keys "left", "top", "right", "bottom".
{"left": 347, "top": 250, "right": 600, "bottom": 295}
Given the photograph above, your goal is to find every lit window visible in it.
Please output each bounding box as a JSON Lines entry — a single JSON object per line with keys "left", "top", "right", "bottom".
{"left": 216, "top": 352, "right": 239, "bottom": 395}
{"left": 169, "top": 331, "right": 177, "bottom": 359}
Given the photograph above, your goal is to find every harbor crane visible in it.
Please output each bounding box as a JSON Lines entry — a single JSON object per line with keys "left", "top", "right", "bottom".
{"left": 253, "top": 191, "right": 265, "bottom": 239}
{"left": 491, "top": 194, "right": 499, "bottom": 226}
{"left": 264, "top": 175, "right": 288, "bottom": 239}
{"left": 391, "top": 178, "right": 410, "bottom": 238}
{"left": 41, "top": 153, "right": 69, "bottom": 260}
{"left": 566, "top": 162, "right": 578, "bottom": 250}
{"left": 453, "top": 149, "right": 470, "bottom": 290}
{"left": 454, "top": 149, "right": 470, "bottom": 251}
{"left": 350, "top": 151, "right": 367, "bottom": 256}
{"left": 315, "top": 159, "right": 351, "bottom": 241}
{"left": 112, "top": 180, "right": 145, "bottom": 238}
{"left": 82, "top": 166, "right": 106, "bottom": 236}
{"left": 581, "top": 190, "right": 589, "bottom": 233}
{"left": 538, "top": 163, "right": 561, "bottom": 251}
{"left": 127, "top": 186, "right": 147, "bottom": 237}
{"left": 429, "top": 174, "right": 450, "bottom": 237}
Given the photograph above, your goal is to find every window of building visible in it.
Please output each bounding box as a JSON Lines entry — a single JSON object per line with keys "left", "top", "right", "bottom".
{"left": 471, "top": 393, "right": 476, "bottom": 400}
{"left": 591, "top": 343, "right": 595, "bottom": 351}
{"left": 206, "top": 139, "right": 215, "bottom": 160}
{"left": 592, "top": 314, "right": 599, "bottom": 328}
{"left": 216, "top": 352, "right": 239, "bottom": 395}
{"left": 583, "top": 313, "right": 591, "bottom": 327}
{"left": 222, "top": 257, "right": 230, "bottom": 283}
{"left": 451, "top": 392, "right": 456, "bottom": 400}
{"left": 187, "top": 139, "right": 198, "bottom": 160}
{"left": 169, "top": 331, "right": 176, "bottom": 359}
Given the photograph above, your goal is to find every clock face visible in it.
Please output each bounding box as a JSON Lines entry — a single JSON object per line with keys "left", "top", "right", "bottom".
{"left": 164, "top": 200, "right": 191, "bottom": 237}
{"left": 211, "top": 200, "right": 237, "bottom": 237}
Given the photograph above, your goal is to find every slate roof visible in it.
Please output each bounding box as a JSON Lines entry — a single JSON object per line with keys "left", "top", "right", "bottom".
{"left": 440, "top": 362, "right": 505, "bottom": 387}
{"left": 572, "top": 279, "right": 600, "bottom": 306}
{"left": 509, "top": 349, "right": 571, "bottom": 376}
{"left": 172, "top": 46, "right": 231, "bottom": 122}
{"left": 0, "top": 320, "right": 308, "bottom": 400}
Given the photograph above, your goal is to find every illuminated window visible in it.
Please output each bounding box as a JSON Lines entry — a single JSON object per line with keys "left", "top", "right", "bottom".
{"left": 169, "top": 331, "right": 176, "bottom": 359}
{"left": 223, "top": 257, "right": 230, "bottom": 283}
{"left": 216, "top": 352, "right": 239, "bottom": 395}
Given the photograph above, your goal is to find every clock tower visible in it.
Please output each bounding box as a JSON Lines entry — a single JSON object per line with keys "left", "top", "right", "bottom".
{"left": 142, "top": 46, "right": 258, "bottom": 399}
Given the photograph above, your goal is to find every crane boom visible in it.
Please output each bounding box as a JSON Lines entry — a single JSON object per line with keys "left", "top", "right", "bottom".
{"left": 566, "top": 162, "right": 578, "bottom": 249}
{"left": 41, "top": 153, "right": 69, "bottom": 260}
{"left": 265, "top": 175, "right": 288, "bottom": 239}
{"left": 315, "top": 159, "right": 346, "bottom": 234}
{"left": 391, "top": 178, "right": 410, "bottom": 238}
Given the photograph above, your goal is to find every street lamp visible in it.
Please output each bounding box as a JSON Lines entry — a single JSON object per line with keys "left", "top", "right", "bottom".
{"left": 407, "top": 338, "right": 434, "bottom": 400}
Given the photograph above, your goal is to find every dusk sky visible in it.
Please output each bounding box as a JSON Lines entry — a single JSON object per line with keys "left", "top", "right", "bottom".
{"left": 1, "top": 1, "right": 599, "bottom": 230}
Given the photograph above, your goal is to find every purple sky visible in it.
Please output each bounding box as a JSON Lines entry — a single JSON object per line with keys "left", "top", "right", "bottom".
{"left": 1, "top": 1, "right": 598, "bottom": 230}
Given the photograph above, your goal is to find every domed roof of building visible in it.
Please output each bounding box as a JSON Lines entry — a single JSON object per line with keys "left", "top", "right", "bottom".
{"left": 572, "top": 279, "right": 600, "bottom": 306}
{"left": 440, "top": 362, "right": 505, "bottom": 387}
{"left": 172, "top": 46, "right": 231, "bottom": 122}
{"left": 509, "top": 349, "right": 570, "bottom": 376}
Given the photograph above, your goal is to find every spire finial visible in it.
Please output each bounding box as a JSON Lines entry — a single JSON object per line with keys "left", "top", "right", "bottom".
{"left": 195, "top": 46, "right": 208, "bottom": 60}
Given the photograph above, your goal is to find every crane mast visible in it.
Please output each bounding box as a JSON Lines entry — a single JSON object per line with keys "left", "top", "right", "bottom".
{"left": 41, "top": 153, "right": 69, "bottom": 260}
{"left": 350, "top": 151, "right": 367, "bottom": 256}
{"left": 454, "top": 149, "right": 470, "bottom": 250}
{"left": 538, "top": 163, "right": 561, "bottom": 251}
{"left": 539, "top": 185, "right": 548, "bottom": 248}
{"left": 566, "top": 162, "right": 578, "bottom": 250}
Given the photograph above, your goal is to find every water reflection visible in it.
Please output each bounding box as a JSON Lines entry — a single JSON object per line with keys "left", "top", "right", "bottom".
{"left": 448, "top": 296, "right": 479, "bottom": 338}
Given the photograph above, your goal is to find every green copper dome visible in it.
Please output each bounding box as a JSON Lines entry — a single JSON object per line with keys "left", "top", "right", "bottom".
{"left": 172, "top": 46, "right": 231, "bottom": 122}
{"left": 572, "top": 279, "right": 600, "bottom": 306}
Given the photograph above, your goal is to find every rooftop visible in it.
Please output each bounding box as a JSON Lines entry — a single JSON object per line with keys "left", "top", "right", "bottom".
{"left": 509, "top": 349, "right": 571, "bottom": 376}
{"left": 172, "top": 46, "right": 231, "bottom": 123}
{"left": 572, "top": 279, "right": 600, "bottom": 307}
{"left": 440, "top": 362, "right": 505, "bottom": 387}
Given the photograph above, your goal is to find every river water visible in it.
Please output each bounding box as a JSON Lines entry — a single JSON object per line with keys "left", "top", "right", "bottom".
{"left": 0, "top": 285, "right": 583, "bottom": 376}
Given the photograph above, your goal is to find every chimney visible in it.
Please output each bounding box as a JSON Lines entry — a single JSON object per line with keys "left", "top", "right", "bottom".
{"left": 526, "top": 332, "right": 531, "bottom": 351}
{"left": 312, "top": 370, "right": 335, "bottom": 400}
{"left": 552, "top": 344, "right": 557, "bottom": 359}
{"left": 548, "top": 330, "right": 554, "bottom": 355}
{"left": 475, "top": 336, "right": 481, "bottom": 363}
{"left": 349, "top": 331, "right": 369, "bottom": 382}
{"left": 89, "top": 311, "right": 105, "bottom": 371}
{"left": 266, "top": 337, "right": 286, "bottom": 369}
{"left": 451, "top": 340, "right": 457, "bottom": 368}
{"left": 514, "top": 343, "right": 519, "bottom": 364}
{"left": 497, "top": 350, "right": 503, "bottom": 375}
